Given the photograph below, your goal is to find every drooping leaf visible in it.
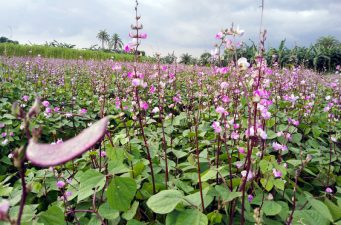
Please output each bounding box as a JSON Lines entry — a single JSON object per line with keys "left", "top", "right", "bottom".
{"left": 78, "top": 169, "right": 106, "bottom": 202}
{"left": 26, "top": 117, "right": 109, "bottom": 167}
{"left": 98, "top": 202, "right": 120, "bottom": 220}
{"left": 308, "top": 198, "right": 334, "bottom": 222}
{"left": 122, "top": 201, "right": 139, "bottom": 220}
{"left": 147, "top": 190, "right": 184, "bottom": 214}
{"left": 166, "top": 209, "right": 208, "bottom": 225}
{"left": 38, "top": 205, "right": 66, "bottom": 225}
{"left": 107, "top": 176, "right": 137, "bottom": 211}
{"left": 262, "top": 201, "right": 282, "bottom": 216}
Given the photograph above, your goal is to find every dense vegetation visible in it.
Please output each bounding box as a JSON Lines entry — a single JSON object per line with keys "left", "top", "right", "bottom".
{"left": 0, "top": 43, "right": 153, "bottom": 62}
{"left": 0, "top": 53, "right": 340, "bottom": 224}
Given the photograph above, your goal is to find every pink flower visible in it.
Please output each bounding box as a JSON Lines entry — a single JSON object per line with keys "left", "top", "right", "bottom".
{"left": 54, "top": 107, "right": 60, "bottom": 112}
{"left": 215, "top": 32, "right": 223, "bottom": 39}
{"left": 22, "top": 95, "right": 29, "bottom": 102}
{"left": 139, "top": 33, "right": 148, "bottom": 39}
{"left": 215, "top": 106, "right": 225, "bottom": 114}
{"left": 152, "top": 107, "right": 160, "bottom": 113}
{"left": 248, "top": 194, "right": 254, "bottom": 202}
{"left": 42, "top": 100, "right": 50, "bottom": 107}
{"left": 0, "top": 199, "right": 10, "bottom": 217}
{"left": 149, "top": 85, "right": 156, "bottom": 94}
{"left": 79, "top": 108, "right": 87, "bottom": 115}
{"left": 100, "top": 151, "right": 107, "bottom": 157}
{"left": 1, "top": 132, "right": 7, "bottom": 138}
{"left": 221, "top": 95, "right": 230, "bottom": 103}
{"left": 325, "top": 187, "right": 333, "bottom": 193}
{"left": 212, "top": 121, "right": 222, "bottom": 133}
{"left": 220, "top": 82, "right": 228, "bottom": 89}
{"left": 272, "top": 142, "right": 282, "bottom": 151}
{"left": 56, "top": 180, "right": 66, "bottom": 188}
{"left": 132, "top": 78, "right": 141, "bottom": 87}
{"left": 140, "top": 101, "right": 149, "bottom": 110}
{"left": 124, "top": 43, "right": 133, "bottom": 53}
{"left": 45, "top": 107, "right": 52, "bottom": 114}
{"left": 231, "top": 131, "right": 239, "bottom": 140}
{"left": 272, "top": 169, "right": 282, "bottom": 178}
{"left": 238, "top": 147, "right": 245, "bottom": 154}
{"left": 241, "top": 170, "right": 253, "bottom": 181}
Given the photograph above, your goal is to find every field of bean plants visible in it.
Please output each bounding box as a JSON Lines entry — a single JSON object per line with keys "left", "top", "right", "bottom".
{"left": 0, "top": 1, "right": 341, "bottom": 225}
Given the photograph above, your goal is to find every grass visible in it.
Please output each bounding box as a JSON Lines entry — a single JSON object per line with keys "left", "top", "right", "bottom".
{"left": 0, "top": 43, "right": 154, "bottom": 62}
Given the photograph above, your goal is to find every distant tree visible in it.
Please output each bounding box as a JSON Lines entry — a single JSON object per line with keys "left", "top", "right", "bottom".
{"left": 199, "top": 52, "right": 211, "bottom": 66}
{"left": 0, "top": 36, "right": 19, "bottom": 44}
{"left": 315, "top": 36, "right": 340, "bottom": 49}
{"left": 161, "top": 53, "right": 176, "bottom": 64}
{"left": 96, "top": 30, "right": 110, "bottom": 50}
{"left": 180, "top": 53, "right": 192, "bottom": 65}
{"left": 109, "top": 33, "right": 123, "bottom": 51}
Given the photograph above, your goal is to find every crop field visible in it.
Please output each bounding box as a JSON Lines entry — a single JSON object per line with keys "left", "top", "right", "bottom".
{"left": 0, "top": 0, "right": 341, "bottom": 225}
{"left": 0, "top": 52, "right": 340, "bottom": 225}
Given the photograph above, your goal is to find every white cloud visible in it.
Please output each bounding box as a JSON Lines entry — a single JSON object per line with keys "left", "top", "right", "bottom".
{"left": 0, "top": 0, "right": 340, "bottom": 57}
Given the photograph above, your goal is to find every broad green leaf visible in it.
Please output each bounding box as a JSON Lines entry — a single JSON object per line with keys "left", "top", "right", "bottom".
{"left": 259, "top": 160, "right": 273, "bottom": 173}
{"left": 122, "top": 201, "right": 139, "bottom": 220}
{"left": 9, "top": 204, "right": 38, "bottom": 223}
{"left": 166, "top": 209, "right": 208, "bottom": 225}
{"left": 147, "top": 190, "right": 184, "bottom": 214}
{"left": 78, "top": 169, "right": 105, "bottom": 202}
{"left": 274, "top": 179, "right": 285, "bottom": 190}
{"left": 324, "top": 198, "right": 341, "bottom": 221}
{"left": 38, "top": 205, "right": 66, "bottom": 225}
{"left": 293, "top": 210, "right": 329, "bottom": 225}
{"left": 98, "top": 202, "right": 120, "bottom": 220}
{"left": 201, "top": 169, "right": 218, "bottom": 182}
{"left": 215, "top": 185, "right": 242, "bottom": 202}
{"left": 308, "top": 198, "right": 333, "bottom": 222}
{"left": 262, "top": 201, "right": 282, "bottom": 216}
{"left": 184, "top": 187, "right": 214, "bottom": 209}
{"left": 291, "top": 133, "right": 302, "bottom": 144}
{"left": 107, "top": 176, "right": 137, "bottom": 211}
{"left": 260, "top": 178, "right": 274, "bottom": 191}
{"left": 127, "top": 219, "right": 145, "bottom": 225}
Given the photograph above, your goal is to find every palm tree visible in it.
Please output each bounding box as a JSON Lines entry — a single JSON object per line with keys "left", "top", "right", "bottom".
{"left": 96, "top": 30, "right": 110, "bottom": 50}
{"left": 110, "top": 33, "right": 123, "bottom": 51}
{"left": 180, "top": 53, "right": 192, "bottom": 65}
{"left": 315, "top": 36, "right": 340, "bottom": 49}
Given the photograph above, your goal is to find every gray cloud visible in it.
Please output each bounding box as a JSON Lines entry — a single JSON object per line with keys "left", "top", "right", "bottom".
{"left": 1, "top": 0, "right": 340, "bottom": 57}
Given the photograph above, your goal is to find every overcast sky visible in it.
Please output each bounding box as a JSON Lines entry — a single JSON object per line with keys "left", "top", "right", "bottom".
{"left": 1, "top": 0, "right": 340, "bottom": 57}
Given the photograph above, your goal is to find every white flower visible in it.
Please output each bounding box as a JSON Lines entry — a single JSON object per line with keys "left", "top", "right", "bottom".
{"left": 237, "top": 57, "right": 250, "bottom": 71}
{"left": 152, "top": 107, "right": 160, "bottom": 113}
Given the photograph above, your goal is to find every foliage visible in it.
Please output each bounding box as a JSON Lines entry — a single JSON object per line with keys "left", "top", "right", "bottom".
{"left": 0, "top": 54, "right": 340, "bottom": 224}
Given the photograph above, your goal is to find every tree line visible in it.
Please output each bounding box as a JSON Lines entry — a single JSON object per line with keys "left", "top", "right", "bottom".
{"left": 172, "top": 36, "right": 341, "bottom": 72}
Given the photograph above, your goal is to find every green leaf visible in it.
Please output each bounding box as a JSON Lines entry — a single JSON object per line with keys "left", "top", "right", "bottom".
{"left": 262, "top": 201, "right": 282, "bottom": 216}
{"left": 184, "top": 186, "right": 215, "bottom": 209}
{"left": 147, "top": 190, "right": 184, "bottom": 214}
{"left": 291, "top": 133, "right": 302, "bottom": 144}
{"left": 324, "top": 198, "right": 341, "bottom": 221}
{"left": 98, "top": 202, "right": 120, "bottom": 220}
{"left": 274, "top": 179, "right": 285, "bottom": 190}
{"left": 259, "top": 160, "right": 273, "bottom": 173}
{"left": 78, "top": 169, "right": 105, "bottom": 202}
{"left": 166, "top": 209, "right": 208, "bottom": 225}
{"left": 127, "top": 219, "right": 145, "bottom": 225}
{"left": 107, "top": 176, "right": 137, "bottom": 212}
{"left": 38, "top": 205, "right": 66, "bottom": 225}
{"left": 293, "top": 210, "right": 329, "bottom": 225}
{"left": 215, "top": 185, "right": 242, "bottom": 202}
{"left": 122, "top": 201, "right": 139, "bottom": 220}
{"left": 260, "top": 178, "right": 274, "bottom": 191}
{"left": 308, "top": 198, "right": 333, "bottom": 222}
